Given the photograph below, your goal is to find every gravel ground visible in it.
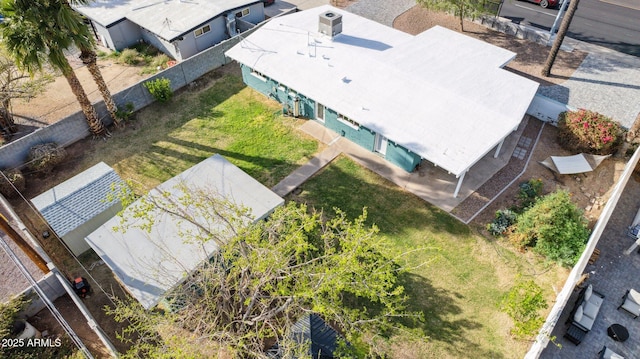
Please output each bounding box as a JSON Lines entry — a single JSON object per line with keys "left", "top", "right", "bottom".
{"left": 346, "top": 0, "right": 416, "bottom": 26}
{"left": 538, "top": 53, "right": 640, "bottom": 128}
{"left": 452, "top": 117, "right": 543, "bottom": 222}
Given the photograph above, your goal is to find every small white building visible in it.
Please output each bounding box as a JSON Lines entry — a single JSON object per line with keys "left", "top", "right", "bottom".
{"left": 74, "top": 0, "right": 266, "bottom": 60}
{"left": 31, "top": 162, "right": 125, "bottom": 257}
{"left": 85, "top": 154, "right": 284, "bottom": 309}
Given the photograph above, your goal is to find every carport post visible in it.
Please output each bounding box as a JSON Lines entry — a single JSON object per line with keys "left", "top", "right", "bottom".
{"left": 453, "top": 171, "right": 466, "bottom": 198}
{"left": 494, "top": 138, "right": 505, "bottom": 158}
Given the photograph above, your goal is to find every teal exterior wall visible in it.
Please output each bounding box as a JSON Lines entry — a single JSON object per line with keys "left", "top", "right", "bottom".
{"left": 385, "top": 141, "right": 422, "bottom": 172}
{"left": 323, "top": 109, "right": 375, "bottom": 151}
{"left": 240, "top": 64, "right": 422, "bottom": 173}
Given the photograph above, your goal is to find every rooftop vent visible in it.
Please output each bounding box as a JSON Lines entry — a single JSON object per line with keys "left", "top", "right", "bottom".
{"left": 318, "top": 11, "right": 342, "bottom": 38}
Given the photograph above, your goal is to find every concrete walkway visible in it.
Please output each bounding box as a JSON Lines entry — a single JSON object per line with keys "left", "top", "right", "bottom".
{"left": 273, "top": 118, "right": 528, "bottom": 212}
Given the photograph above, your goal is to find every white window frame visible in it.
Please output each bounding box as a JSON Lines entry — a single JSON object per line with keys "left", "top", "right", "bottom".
{"left": 316, "top": 103, "right": 325, "bottom": 123}
{"left": 250, "top": 70, "right": 267, "bottom": 82}
{"left": 337, "top": 114, "right": 359, "bottom": 130}
{"left": 235, "top": 8, "right": 250, "bottom": 18}
{"left": 194, "top": 24, "right": 211, "bottom": 38}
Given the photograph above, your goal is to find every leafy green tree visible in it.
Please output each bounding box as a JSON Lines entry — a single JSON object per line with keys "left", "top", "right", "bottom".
{"left": 0, "top": 0, "right": 108, "bottom": 136}
{"left": 500, "top": 277, "right": 548, "bottom": 339}
{"left": 510, "top": 190, "right": 590, "bottom": 266}
{"left": 416, "top": 0, "right": 493, "bottom": 31}
{"left": 107, "top": 185, "right": 414, "bottom": 358}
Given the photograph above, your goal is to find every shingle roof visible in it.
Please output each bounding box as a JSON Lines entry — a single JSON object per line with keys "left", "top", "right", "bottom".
{"left": 31, "top": 162, "right": 125, "bottom": 237}
{"left": 291, "top": 313, "right": 340, "bottom": 359}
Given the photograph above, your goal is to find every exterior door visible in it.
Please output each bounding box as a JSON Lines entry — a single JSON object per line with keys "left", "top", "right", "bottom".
{"left": 374, "top": 134, "right": 388, "bottom": 155}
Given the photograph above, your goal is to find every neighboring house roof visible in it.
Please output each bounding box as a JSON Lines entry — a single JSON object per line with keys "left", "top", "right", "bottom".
{"left": 85, "top": 154, "right": 284, "bottom": 309}
{"left": 31, "top": 162, "right": 125, "bottom": 237}
{"left": 74, "top": 0, "right": 261, "bottom": 41}
{"left": 225, "top": 5, "right": 540, "bottom": 176}
{"left": 291, "top": 314, "right": 340, "bottom": 359}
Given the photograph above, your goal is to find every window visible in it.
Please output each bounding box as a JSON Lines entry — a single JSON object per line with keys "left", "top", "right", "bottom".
{"left": 338, "top": 114, "right": 359, "bottom": 130}
{"left": 250, "top": 70, "right": 267, "bottom": 81}
{"left": 194, "top": 25, "right": 211, "bottom": 38}
{"left": 316, "top": 103, "right": 325, "bottom": 122}
{"left": 235, "top": 8, "right": 250, "bottom": 18}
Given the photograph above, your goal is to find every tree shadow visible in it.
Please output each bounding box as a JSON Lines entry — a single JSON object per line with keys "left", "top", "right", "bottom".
{"left": 397, "top": 272, "right": 504, "bottom": 359}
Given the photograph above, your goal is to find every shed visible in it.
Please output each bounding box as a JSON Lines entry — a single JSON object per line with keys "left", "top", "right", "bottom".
{"left": 85, "top": 154, "right": 284, "bottom": 309}
{"left": 31, "top": 162, "right": 125, "bottom": 256}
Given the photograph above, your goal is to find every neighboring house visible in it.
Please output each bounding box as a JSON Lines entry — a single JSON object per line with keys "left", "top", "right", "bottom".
{"left": 225, "top": 5, "right": 539, "bottom": 197}
{"left": 74, "top": 0, "right": 266, "bottom": 61}
{"left": 269, "top": 313, "right": 341, "bottom": 359}
{"left": 84, "top": 154, "right": 284, "bottom": 310}
{"left": 31, "top": 162, "right": 126, "bottom": 257}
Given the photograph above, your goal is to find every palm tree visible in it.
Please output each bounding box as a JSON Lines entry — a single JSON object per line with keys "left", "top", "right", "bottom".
{"left": 541, "top": 0, "right": 580, "bottom": 77}
{"left": 0, "top": 0, "right": 108, "bottom": 136}
{"left": 65, "top": 0, "right": 122, "bottom": 127}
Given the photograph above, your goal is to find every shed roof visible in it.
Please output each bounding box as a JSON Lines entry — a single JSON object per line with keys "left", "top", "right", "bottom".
{"left": 74, "top": 0, "right": 261, "bottom": 41}
{"left": 225, "top": 5, "right": 539, "bottom": 176}
{"left": 31, "top": 162, "right": 125, "bottom": 237}
{"left": 85, "top": 154, "right": 284, "bottom": 309}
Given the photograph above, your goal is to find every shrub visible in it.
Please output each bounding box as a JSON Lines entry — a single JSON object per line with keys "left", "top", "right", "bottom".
{"left": 119, "top": 48, "right": 143, "bottom": 65}
{"left": 518, "top": 178, "right": 544, "bottom": 209}
{"left": 557, "top": 109, "right": 623, "bottom": 155}
{"left": 144, "top": 77, "right": 173, "bottom": 103}
{"left": 115, "top": 102, "right": 135, "bottom": 122}
{"left": 27, "top": 143, "right": 66, "bottom": 173}
{"left": 510, "top": 190, "right": 590, "bottom": 266}
{"left": 487, "top": 209, "right": 517, "bottom": 236}
{"left": 500, "top": 278, "right": 548, "bottom": 339}
{"left": 0, "top": 169, "right": 25, "bottom": 198}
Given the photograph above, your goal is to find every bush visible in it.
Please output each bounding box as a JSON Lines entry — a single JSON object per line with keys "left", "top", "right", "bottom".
{"left": 27, "top": 143, "right": 66, "bottom": 173}
{"left": 115, "top": 102, "right": 135, "bottom": 122}
{"left": 119, "top": 48, "right": 143, "bottom": 65}
{"left": 488, "top": 209, "right": 517, "bottom": 236}
{"left": 500, "top": 278, "right": 548, "bottom": 339}
{"left": 144, "top": 77, "right": 172, "bottom": 103}
{"left": 510, "top": 190, "right": 590, "bottom": 266}
{"left": 557, "top": 109, "right": 623, "bottom": 155}
{"left": 0, "top": 169, "right": 25, "bottom": 198}
{"left": 518, "top": 178, "right": 544, "bottom": 209}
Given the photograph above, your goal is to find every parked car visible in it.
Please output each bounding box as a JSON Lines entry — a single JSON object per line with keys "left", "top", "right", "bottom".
{"left": 521, "top": 0, "right": 560, "bottom": 8}
{"left": 262, "top": 0, "right": 275, "bottom": 5}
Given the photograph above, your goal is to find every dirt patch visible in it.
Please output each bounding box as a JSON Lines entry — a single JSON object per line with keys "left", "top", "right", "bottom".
{"left": 10, "top": 50, "right": 151, "bottom": 140}
{"left": 393, "top": 7, "right": 587, "bottom": 86}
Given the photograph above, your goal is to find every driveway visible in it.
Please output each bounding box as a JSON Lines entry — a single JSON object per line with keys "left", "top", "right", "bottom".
{"left": 346, "top": 0, "right": 416, "bottom": 26}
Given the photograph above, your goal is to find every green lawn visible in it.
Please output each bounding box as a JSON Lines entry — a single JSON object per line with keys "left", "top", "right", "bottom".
{"left": 80, "top": 70, "right": 317, "bottom": 190}
{"left": 289, "top": 156, "right": 565, "bottom": 359}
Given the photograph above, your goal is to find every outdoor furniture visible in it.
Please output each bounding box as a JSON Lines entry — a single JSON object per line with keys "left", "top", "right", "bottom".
{"left": 607, "top": 324, "right": 629, "bottom": 342}
{"left": 564, "top": 284, "right": 605, "bottom": 345}
{"left": 599, "top": 345, "right": 625, "bottom": 359}
{"left": 617, "top": 289, "right": 640, "bottom": 318}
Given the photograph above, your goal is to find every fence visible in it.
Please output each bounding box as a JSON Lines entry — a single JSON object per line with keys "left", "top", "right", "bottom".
{"left": 19, "top": 272, "right": 67, "bottom": 317}
{"left": 0, "top": 19, "right": 270, "bottom": 170}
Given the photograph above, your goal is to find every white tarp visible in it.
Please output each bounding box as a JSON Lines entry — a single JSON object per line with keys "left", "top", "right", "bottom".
{"left": 540, "top": 154, "right": 611, "bottom": 175}
{"left": 85, "top": 154, "right": 284, "bottom": 309}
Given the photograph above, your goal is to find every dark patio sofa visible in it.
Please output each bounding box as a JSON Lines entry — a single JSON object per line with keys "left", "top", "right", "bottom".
{"left": 564, "top": 284, "right": 605, "bottom": 345}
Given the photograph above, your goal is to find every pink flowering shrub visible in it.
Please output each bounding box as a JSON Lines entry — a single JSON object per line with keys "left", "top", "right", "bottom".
{"left": 557, "top": 109, "right": 623, "bottom": 155}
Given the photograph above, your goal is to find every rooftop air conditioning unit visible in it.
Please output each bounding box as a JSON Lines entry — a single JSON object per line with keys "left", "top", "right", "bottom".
{"left": 318, "top": 11, "right": 342, "bottom": 38}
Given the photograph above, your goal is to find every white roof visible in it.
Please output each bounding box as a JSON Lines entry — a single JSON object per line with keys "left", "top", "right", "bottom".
{"left": 226, "top": 6, "right": 539, "bottom": 176}
{"left": 31, "top": 162, "right": 124, "bottom": 237}
{"left": 85, "top": 155, "right": 284, "bottom": 309}
{"left": 74, "top": 0, "right": 260, "bottom": 41}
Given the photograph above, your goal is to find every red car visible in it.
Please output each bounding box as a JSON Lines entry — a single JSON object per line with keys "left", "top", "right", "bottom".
{"left": 522, "top": 0, "right": 561, "bottom": 8}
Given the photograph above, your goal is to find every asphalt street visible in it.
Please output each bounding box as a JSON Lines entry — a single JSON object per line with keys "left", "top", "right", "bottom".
{"left": 499, "top": 0, "right": 640, "bottom": 56}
